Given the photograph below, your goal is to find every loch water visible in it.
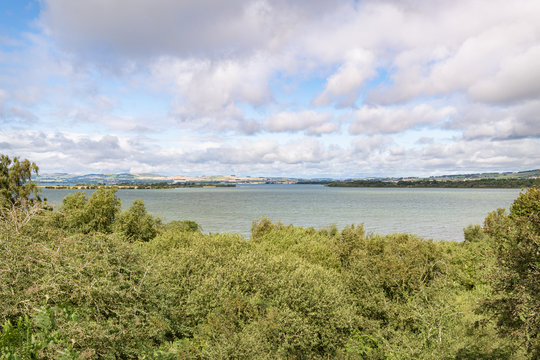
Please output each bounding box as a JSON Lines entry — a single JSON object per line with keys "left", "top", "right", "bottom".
{"left": 42, "top": 184, "right": 521, "bottom": 241}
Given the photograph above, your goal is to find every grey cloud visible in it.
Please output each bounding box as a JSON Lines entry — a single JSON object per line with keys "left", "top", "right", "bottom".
{"left": 468, "top": 45, "right": 540, "bottom": 103}
{"left": 5, "top": 105, "right": 39, "bottom": 122}
{"left": 416, "top": 137, "right": 434, "bottom": 145}
{"left": 0, "top": 89, "right": 5, "bottom": 114}
{"left": 0, "top": 89, "right": 40, "bottom": 124}
{"left": 419, "top": 138, "right": 540, "bottom": 171}
{"left": 41, "top": 0, "right": 344, "bottom": 59}
{"left": 448, "top": 100, "right": 540, "bottom": 140}
{"left": 0, "top": 131, "right": 137, "bottom": 171}
{"left": 370, "top": 137, "right": 540, "bottom": 176}
{"left": 343, "top": 132, "right": 540, "bottom": 177}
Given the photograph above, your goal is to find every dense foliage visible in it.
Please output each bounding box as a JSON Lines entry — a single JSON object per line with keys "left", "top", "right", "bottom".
{"left": 0, "top": 155, "right": 40, "bottom": 208}
{"left": 0, "top": 155, "right": 538, "bottom": 358}
{"left": 483, "top": 187, "right": 540, "bottom": 356}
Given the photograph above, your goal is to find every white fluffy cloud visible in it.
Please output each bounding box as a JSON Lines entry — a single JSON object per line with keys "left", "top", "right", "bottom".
{"left": 313, "top": 49, "right": 375, "bottom": 107}
{"left": 264, "top": 110, "right": 338, "bottom": 135}
{"left": 349, "top": 104, "right": 456, "bottom": 135}
{"left": 186, "top": 137, "right": 332, "bottom": 165}
{"left": 469, "top": 45, "right": 540, "bottom": 103}
{"left": 449, "top": 100, "right": 540, "bottom": 140}
{"left": 364, "top": 1, "right": 540, "bottom": 105}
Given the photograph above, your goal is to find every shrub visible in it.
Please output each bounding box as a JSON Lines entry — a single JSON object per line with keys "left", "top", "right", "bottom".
{"left": 114, "top": 199, "right": 161, "bottom": 242}
{"left": 59, "top": 188, "right": 120, "bottom": 234}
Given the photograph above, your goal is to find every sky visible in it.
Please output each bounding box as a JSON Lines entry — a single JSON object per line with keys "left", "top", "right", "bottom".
{"left": 1, "top": 0, "right": 539, "bottom": 178}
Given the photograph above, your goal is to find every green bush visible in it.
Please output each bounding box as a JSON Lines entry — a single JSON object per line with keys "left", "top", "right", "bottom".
{"left": 483, "top": 187, "right": 539, "bottom": 356}
{"left": 0, "top": 306, "right": 78, "bottom": 359}
{"left": 0, "top": 224, "right": 170, "bottom": 358}
{"left": 59, "top": 188, "right": 120, "bottom": 234}
{"left": 114, "top": 199, "right": 161, "bottom": 242}
{"left": 143, "top": 227, "right": 361, "bottom": 359}
{"left": 2, "top": 163, "right": 538, "bottom": 359}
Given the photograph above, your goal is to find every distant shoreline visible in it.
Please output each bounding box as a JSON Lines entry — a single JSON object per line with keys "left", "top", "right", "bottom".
{"left": 41, "top": 183, "right": 236, "bottom": 190}
{"left": 39, "top": 177, "right": 539, "bottom": 190}
{"left": 326, "top": 178, "right": 538, "bottom": 189}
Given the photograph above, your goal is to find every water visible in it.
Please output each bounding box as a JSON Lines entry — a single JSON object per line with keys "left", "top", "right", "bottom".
{"left": 42, "top": 185, "right": 521, "bottom": 241}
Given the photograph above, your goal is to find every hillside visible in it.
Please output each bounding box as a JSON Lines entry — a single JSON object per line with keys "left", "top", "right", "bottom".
{"left": 35, "top": 169, "right": 539, "bottom": 187}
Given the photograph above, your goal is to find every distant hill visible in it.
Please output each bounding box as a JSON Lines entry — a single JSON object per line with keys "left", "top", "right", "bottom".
{"left": 328, "top": 169, "right": 539, "bottom": 188}
{"left": 35, "top": 173, "right": 156, "bottom": 185}
{"left": 35, "top": 169, "right": 539, "bottom": 186}
{"left": 35, "top": 173, "right": 299, "bottom": 185}
{"left": 426, "top": 169, "right": 539, "bottom": 181}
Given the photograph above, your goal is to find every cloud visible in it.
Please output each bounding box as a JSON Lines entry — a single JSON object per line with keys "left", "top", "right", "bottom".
{"left": 417, "top": 137, "right": 540, "bottom": 172}
{"left": 0, "top": 130, "right": 335, "bottom": 174}
{"left": 469, "top": 45, "right": 540, "bottom": 103}
{"left": 416, "top": 137, "right": 434, "bottom": 145}
{"left": 313, "top": 49, "right": 375, "bottom": 107}
{"left": 150, "top": 55, "right": 273, "bottom": 133}
{"left": 0, "top": 89, "right": 6, "bottom": 115}
{"left": 349, "top": 104, "right": 456, "bottom": 135}
{"left": 0, "top": 130, "right": 151, "bottom": 172}
{"left": 364, "top": 1, "right": 540, "bottom": 105}
{"left": 351, "top": 134, "right": 393, "bottom": 155}
{"left": 264, "top": 110, "right": 339, "bottom": 135}
{"left": 40, "top": 0, "right": 342, "bottom": 60}
{"left": 346, "top": 136, "right": 540, "bottom": 177}
{"left": 448, "top": 100, "right": 540, "bottom": 140}
{"left": 2, "top": 105, "right": 38, "bottom": 123}
{"left": 187, "top": 137, "right": 332, "bottom": 165}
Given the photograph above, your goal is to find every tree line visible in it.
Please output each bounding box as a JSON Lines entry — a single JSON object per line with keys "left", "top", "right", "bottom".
{"left": 328, "top": 178, "right": 538, "bottom": 188}
{"left": 45, "top": 182, "right": 236, "bottom": 190}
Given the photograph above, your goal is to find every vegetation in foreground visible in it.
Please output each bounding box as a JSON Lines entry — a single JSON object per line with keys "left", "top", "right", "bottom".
{"left": 1, "top": 154, "right": 539, "bottom": 359}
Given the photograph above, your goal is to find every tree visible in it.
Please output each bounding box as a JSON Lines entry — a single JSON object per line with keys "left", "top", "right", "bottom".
{"left": 85, "top": 188, "right": 121, "bottom": 233}
{"left": 114, "top": 199, "right": 160, "bottom": 242}
{"left": 483, "top": 186, "right": 540, "bottom": 356}
{"left": 0, "top": 154, "right": 40, "bottom": 208}
{"left": 0, "top": 155, "right": 42, "bottom": 233}
{"left": 61, "top": 192, "right": 90, "bottom": 232}
{"left": 60, "top": 188, "right": 120, "bottom": 234}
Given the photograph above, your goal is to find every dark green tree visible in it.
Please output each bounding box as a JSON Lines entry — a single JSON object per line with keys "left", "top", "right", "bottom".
{"left": 61, "top": 192, "right": 90, "bottom": 231}
{"left": 483, "top": 186, "right": 540, "bottom": 356}
{"left": 114, "top": 199, "right": 160, "bottom": 242}
{"left": 0, "top": 154, "right": 41, "bottom": 208}
{"left": 60, "top": 188, "right": 120, "bottom": 234}
{"left": 85, "top": 188, "right": 121, "bottom": 233}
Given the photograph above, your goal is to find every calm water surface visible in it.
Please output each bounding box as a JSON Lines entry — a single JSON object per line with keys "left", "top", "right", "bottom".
{"left": 42, "top": 185, "right": 521, "bottom": 241}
